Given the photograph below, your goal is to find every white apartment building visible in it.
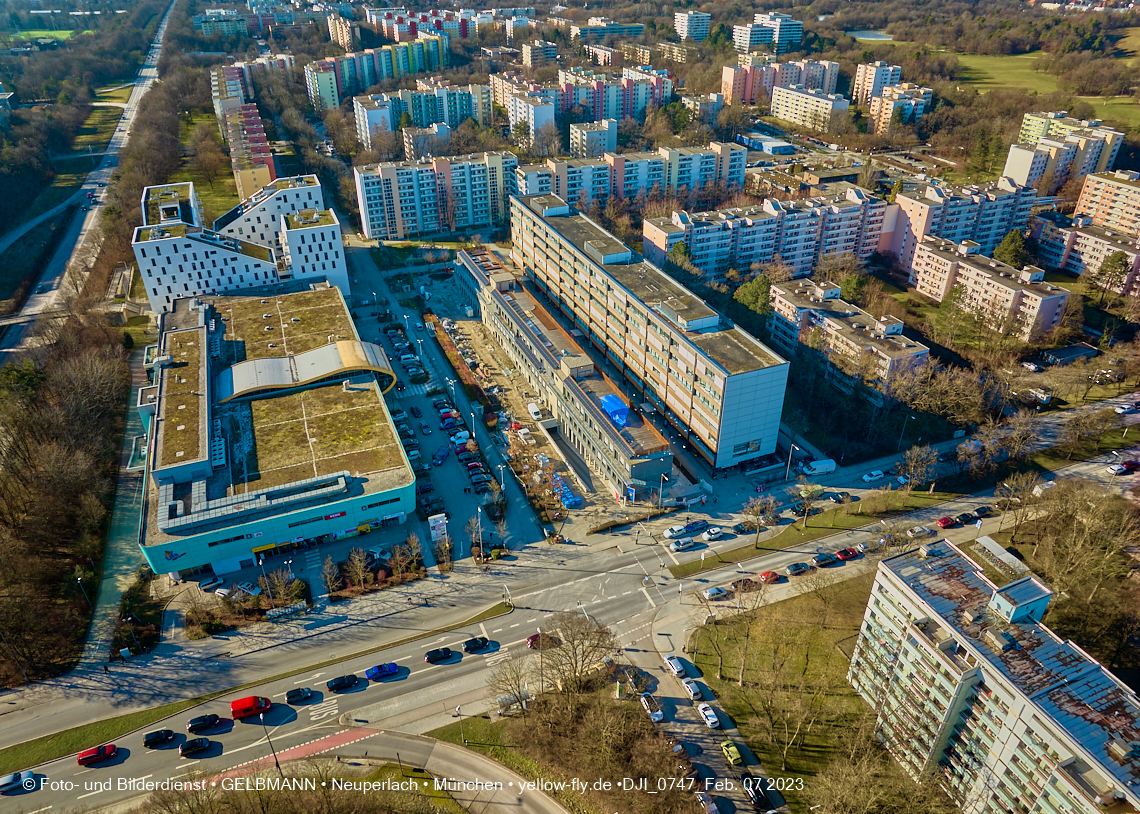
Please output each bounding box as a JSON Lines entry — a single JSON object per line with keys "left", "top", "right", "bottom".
{"left": 1018, "top": 111, "right": 1124, "bottom": 172}
{"left": 733, "top": 12, "right": 803, "bottom": 54}
{"left": 507, "top": 94, "right": 556, "bottom": 149}
{"left": 890, "top": 179, "right": 1039, "bottom": 276}
{"left": 403, "top": 122, "right": 451, "bottom": 160}
{"left": 770, "top": 85, "right": 850, "bottom": 132}
{"left": 643, "top": 186, "right": 887, "bottom": 277}
{"left": 852, "top": 61, "right": 901, "bottom": 106}
{"left": 1032, "top": 211, "right": 1140, "bottom": 289}
{"left": 1075, "top": 170, "right": 1140, "bottom": 237}
{"left": 213, "top": 175, "right": 325, "bottom": 251}
{"left": 674, "top": 10, "right": 711, "bottom": 42}
{"left": 515, "top": 164, "right": 554, "bottom": 197}
{"left": 278, "top": 209, "right": 350, "bottom": 292}
{"left": 521, "top": 39, "right": 557, "bottom": 68}
{"left": 354, "top": 96, "right": 397, "bottom": 149}
{"left": 681, "top": 92, "right": 724, "bottom": 124}
{"left": 912, "top": 236, "right": 1069, "bottom": 341}
{"left": 354, "top": 151, "right": 519, "bottom": 240}
{"left": 770, "top": 280, "right": 928, "bottom": 381}
{"left": 511, "top": 194, "right": 790, "bottom": 470}
{"left": 570, "top": 119, "right": 617, "bottom": 158}
{"left": 868, "top": 84, "right": 933, "bottom": 135}
{"left": 850, "top": 541, "right": 1140, "bottom": 814}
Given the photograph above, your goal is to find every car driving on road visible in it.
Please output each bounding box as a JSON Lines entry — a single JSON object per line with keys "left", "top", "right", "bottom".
{"left": 326, "top": 675, "right": 359, "bottom": 693}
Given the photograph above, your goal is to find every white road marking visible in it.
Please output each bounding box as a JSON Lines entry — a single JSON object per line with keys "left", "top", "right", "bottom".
{"left": 641, "top": 587, "right": 657, "bottom": 607}
{"left": 509, "top": 622, "right": 519, "bottom": 628}
{"left": 26, "top": 807, "right": 53, "bottom": 814}
{"left": 491, "top": 628, "right": 502, "bottom": 633}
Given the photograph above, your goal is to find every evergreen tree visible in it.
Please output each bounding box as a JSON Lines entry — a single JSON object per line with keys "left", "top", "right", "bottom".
{"left": 993, "top": 229, "right": 1031, "bottom": 269}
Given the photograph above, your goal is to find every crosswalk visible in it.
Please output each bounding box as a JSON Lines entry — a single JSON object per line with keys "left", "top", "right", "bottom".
{"left": 303, "top": 547, "right": 322, "bottom": 573}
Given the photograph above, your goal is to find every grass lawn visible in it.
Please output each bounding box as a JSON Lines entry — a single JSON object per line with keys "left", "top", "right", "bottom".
{"left": 365, "top": 765, "right": 466, "bottom": 813}
{"left": 691, "top": 572, "right": 878, "bottom": 811}
{"left": 1076, "top": 96, "right": 1140, "bottom": 131}
{"left": 1030, "top": 420, "right": 1138, "bottom": 472}
{"left": 0, "top": 602, "right": 511, "bottom": 776}
{"left": 69, "top": 106, "right": 123, "bottom": 154}
{"left": 128, "top": 266, "right": 147, "bottom": 300}
{"left": 954, "top": 52, "right": 1060, "bottom": 94}
{"left": 96, "top": 85, "right": 134, "bottom": 104}
{"left": 171, "top": 111, "right": 240, "bottom": 222}
{"left": 1114, "top": 25, "right": 1140, "bottom": 64}
{"left": 670, "top": 489, "right": 955, "bottom": 578}
{"left": 5, "top": 28, "right": 88, "bottom": 40}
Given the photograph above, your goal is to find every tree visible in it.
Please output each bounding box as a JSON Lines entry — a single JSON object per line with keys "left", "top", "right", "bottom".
{"left": 742, "top": 494, "right": 777, "bottom": 548}
{"left": 996, "top": 471, "right": 1040, "bottom": 543}
{"left": 403, "top": 531, "right": 423, "bottom": 567}
{"left": 887, "top": 177, "right": 903, "bottom": 203}
{"left": 901, "top": 444, "right": 937, "bottom": 489}
{"left": 540, "top": 611, "right": 617, "bottom": 713}
{"left": 320, "top": 555, "right": 341, "bottom": 595}
{"left": 795, "top": 477, "right": 823, "bottom": 527}
{"left": 433, "top": 533, "right": 453, "bottom": 574}
{"left": 993, "top": 229, "right": 1031, "bottom": 269}
{"left": 485, "top": 653, "right": 533, "bottom": 714}
{"left": 1090, "top": 250, "right": 1131, "bottom": 306}
{"left": 533, "top": 121, "right": 561, "bottom": 157}
{"left": 733, "top": 274, "right": 772, "bottom": 318}
{"left": 343, "top": 548, "right": 373, "bottom": 590}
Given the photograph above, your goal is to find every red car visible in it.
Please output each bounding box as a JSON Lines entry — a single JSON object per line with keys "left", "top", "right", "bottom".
{"left": 758, "top": 571, "right": 780, "bottom": 584}
{"left": 77, "top": 744, "right": 117, "bottom": 766}
{"left": 1124, "top": 460, "right": 1140, "bottom": 472}
{"left": 936, "top": 517, "right": 956, "bottom": 529}
{"left": 835, "top": 548, "right": 858, "bottom": 561}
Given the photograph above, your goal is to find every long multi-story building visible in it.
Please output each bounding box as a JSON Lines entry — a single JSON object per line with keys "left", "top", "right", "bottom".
{"left": 353, "top": 151, "right": 519, "bottom": 240}
{"left": 1001, "top": 118, "right": 1119, "bottom": 195}
{"left": 213, "top": 174, "right": 326, "bottom": 250}
{"left": 403, "top": 122, "right": 451, "bottom": 160}
{"left": 570, "top": 17, "right": 645, "bottom": 42}
{"left": 583, "top": 44, "right": 622, "bottom": 67}
{"left": 553, "top": 66, "right": 674, "bottom": 123}
{"left": 231, "top": 53, "right": 295, "bottom": 90}
{"left": 868, "top": 83, "right": 933, "bottom": 135}
{"left": 770, "top": 280, "right": 928, "bottom": 381}
{"left": 849, "top": 540, "right": 1140, "bottom": 814}
{"left": 570, "top": 119, "right": 617, "bottom": 158}
{"left": 681, "top": 92, "right": 724, "bottom": 125}
{"left": 134, "top": 284, "right": 412, "bottom": 579}
{"left": 721, "top": 57, "right": 839, "bottom": 105}
{"left": 620, "top": 42, "right": 653, "bottom": 64}
{"left": 517, "top": 158, "right": 611, "bottom": 204}
{"left": 657, "top": 42, "right": 697, "bottom": 63}
{"left": 770, "top": 85, "right": 849, "bottom": 131}
{"left": 674, "top": 10, "right": 710, "bottom": 42}
{"left": 211, "top": 65, "right": 248, "bottom": 124}
{"left": 511, "top": 194, "right": 790, "bottom": 470}
{"left": 643, "top": 186, "right": 887, "bottom": 278}
{"left": 889, "top": 179, "right": 1039, "bottom": 276}
{"left": 223, "top": 104, "right": 276, "bottom": 201}
{"left": 1074, "top": 170, "right": 1140, "bottom": 237}
{"left": 327, "top": 13, "right": 359, "bottom": 49}
{"left": 353, "top": 83, "right": 491, "bottom": 147}
{"left": 457, "top": 248, "right": 672, "bottom": 500}
{"left": 521, "top": 39, "right": 557, "bottom": 68}
{"left": 733, "top": 12, "right": 802, "bottom": 54}
{"left": 911, "top": 236, "right": 1068, "bottom": 341}
{"left": 1018, "top": 110, "right": 1125, "bottom": 170}
{"left": 852, "top": 61, "right": 902, "bottom": 106}
{"left": 132, "top": 180, "right": 349, "bottom": 313}
{"left": 1031, "top": 211, "right": 1140, "bottom": 290}
{"left": 304, "top": 36, "right": 450, "bottom": 111}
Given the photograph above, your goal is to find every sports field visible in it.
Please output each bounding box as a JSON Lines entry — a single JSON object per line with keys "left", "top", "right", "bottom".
{"left": 955, "top": 53, "right": 1060, "bottom": 94}
{"left": 5, "top": 29, "right": 89, "bottom": 40}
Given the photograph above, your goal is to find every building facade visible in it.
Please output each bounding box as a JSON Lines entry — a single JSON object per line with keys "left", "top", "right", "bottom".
{"left": 911, "top": 237, "right": 1069, "bottom": 341}
{"left": 868, "top": 84, "right": 932, "bottom": 134}
{"left": 303, "top": 36, "right": 450, "bottom": 111}
{"left": 521, "top": 39, "right": 557, "bottom": 68}
{"left": 403, "top": 122, "right": 452, "bottom": 160}
{"left": 769, "top": 280, "right": 928, "bottom": 381}
{"left": 849, "top": 541, "right": 1140, "bottom": 814}
{"left": 327, "top": 13, "right": 359, "bottom": 49}
{"left": 1031, "top": 211, "right": 1140, "bottom": 291}
{"left": 1018, "top": 111, "right": 1124, "bottom": 171}
{"left": 570, "top": 119, "right": 617, "bottom": 158}
{"left": 681, "top": 92, "right": 724, "bottom": 124}
{"left": 770, "top": 85, "right": 850, "bottom": 131}
{"left": 732, "top": 12, "right": 802, "bottom": 54}
{"left": 852, "top": 61, "right": 902, "bottom": 106}
{"left": 1074, "top": 170, "right": 1140, "bottom": 237}
{"left": 721, "top": 57, "right": 838, "bottom": 105}
{"left": 570, "top": 17, "right": 645, "bottom": 42}
{"left": 674, "top": 10, "right": 711, "bottom": 41}
{"left": 511, "top": 194, "right": 790, "bottom": 470}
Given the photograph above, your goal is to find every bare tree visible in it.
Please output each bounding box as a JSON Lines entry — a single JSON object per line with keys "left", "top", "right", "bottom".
{"left": 403, "top": 531, "right": 423, "bottom": 567}
{"left": 320, "top": 555, "right": 341, "bottom": 595}
{"left": 742, "top": 494, "right": 777, "bottom": 548}
{"left": 485, "top": 653, "right": 534, "bottom": 714}
{"left": 901, "top": 444, "right": 937, "bottom": 490}
{"left": 996, "top": 471, "right": 1040, "bottom": 543}
{"left": 433, "top": 533, "right": 453, "bottom": 574}
{"left": 540, "top": 611, "right": 617, "bottom": 713}
{"left": 343, "top": 548, "right": 373, "bottom": 590}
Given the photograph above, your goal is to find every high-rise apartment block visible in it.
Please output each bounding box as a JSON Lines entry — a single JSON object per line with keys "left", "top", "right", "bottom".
{"left": 674, "top": 10, "right": 711, "bottom": 42}
{"left": 1074, "top": 170, "right": 1140, "bottom": 237}
{"left": 911, "top": 237, "right": 1068, "bottom": 341}
{"left": 132, "top": 178, "right": 349, "bottom": 313}
{"left": 868, "top": 84, "right": 933, "bottom": 134}
{"left": 890, "top": 179, "right": 1039, "bottom": 276}
{"left": 353, "top": 83, "right": 491, "bottom": 148}
{"left": 521, "top": 39, "right": 557, "bottom": 68}
{"left": 570, "top": 17, "right": 645, "bottom": 42}
{"left": 583, "top": 44, "right": 622, "bottom": 67}
{"left": 723, "top": 57, "right": 840, "bottom": 104}
{"left": 852, "top": 61, "right": 901, "bottom": 106}
{"left": 1019, "top": 111, "right": 1124, "bottom": 168}
{"left": 643, "top": 186, "right": 887, "bottom": 278}
{"left": 506, "top": 95, "right": 556, "bottom": 149}
{"left": 1032, "top": 211, "right": 1140, "bottom": 290}
{"left": 327, "top": 14, "right": 359, "bottom": 49}
{"left": 681, "top": 92, "right": 724, "bottom": 124}
{"left": 223, "top": 104, "right": 276, "bottom": 201}
{"left": 732, "top": 12, "right": 803, "bottom": 54}
{"left": 770, "top": 280, "right": 929, "bottom": 381}
{"left": 850, "top": 541, "right": 1140, "bottom": 814}
{"left": 403, "top": 122, "right": 451, "bottom": 160}
{"left": 304, "top": 35, "right": 449, "bottom": 111}
{"left": 770, "top": 85, "right": 849, "bottom": 131}
{"left": 353, "top": 152, "right": 519, "bottom": 240}
{"left": 570, "top": 119, "right": 617, "bottom": 158}
{"left": 511, "top": 194, "right": 790, "bottom": 469}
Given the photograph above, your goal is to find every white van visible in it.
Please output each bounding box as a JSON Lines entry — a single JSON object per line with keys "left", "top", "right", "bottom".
{"left": 399, "top": 354, "right": 418, "bottom": 364}
{"left": 801, "top": 458, "right": 836, "bottom": 476}
{"left": 527, "top": 402, "right": 542, "bottom": 420}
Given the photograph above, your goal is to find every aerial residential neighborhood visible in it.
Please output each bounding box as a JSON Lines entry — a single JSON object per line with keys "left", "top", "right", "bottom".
{"left": 1, "top": 0, "right": 1140, "bottom": 812}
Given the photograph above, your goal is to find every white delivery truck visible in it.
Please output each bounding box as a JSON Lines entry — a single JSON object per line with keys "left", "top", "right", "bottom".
{"left": 801, "top": 458, "right": 836, "bottom": 476}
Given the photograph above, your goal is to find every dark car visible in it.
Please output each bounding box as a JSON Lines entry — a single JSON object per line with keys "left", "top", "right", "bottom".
{"left": 143, "top": 729, "right": 176, "bottom": 748}
{"left": 812, "top": 552, "right": 837, "bottom": 567}
{"left": 365, "top": 663, "right": 399, "bottom": 680}
{"left": 789, "top": 503, "right": 808, "bottom": 517}
{"left": 457, "top": 451, "right": 476, "bottom": 463}
{"left": 937, "top": 451, "right": 955, "bottom": 463}
{"left": 828, "top": 491, "right": 850, "bottom": 503}
{"left": 416, "top": 481, "right": 435, "bottom": 494}
{"left": 485, "top": 503, "right": 504, "bottom": 522}
{"left": 786, "top": 562, "right": 811, "bottom": 577}
{"left": 179, "top": 737, "right": 210, "bottom": 757}
{"left": 739, "top": 771, "right": 771, "bottom": 807}
{"left": 473, "top": 483, "right": 491, "bottom": 494}
{"left": 326, "top": 674, "right": 359, "bottom": 692}
{"left": 432, "top": 398, "right": 451, "bottom": 410}
{"left": 973, "top": 506, "right": 992, "bottom": 518}
{"left": 285, "top": 687, "right": 313, "bottom": 704}
{"left": 395, "top": 380, "right": 406, "bottom": 391}
{"left": 186, "top": 714, "right": 219, "bottom": 734}
{"left": 410, "top": 406, "right": 422, "bottom": 418}
{"left": 731, "top": 521, "right": 757, "bottom": 534}
{"left": 462, "top": 637, "right": 489, "bottom": 653}
{"left": 956, "top": 513, "right": 976, "bottom": 525}
{"left": 425, "top": 647, "right": 453, "bottom": 664}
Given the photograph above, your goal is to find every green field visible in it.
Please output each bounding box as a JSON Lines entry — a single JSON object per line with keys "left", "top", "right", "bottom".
{"left": 0, "top": 155, "right": 95, "bottom": 240}
{"left": 96, "top": 85, "right": 134, "bottom": 104}
{"left": 1115, "top": 25, "right": 1140, "bottom": 64}
{"left": 955, "top": 52, "right": 1060, "bottom": 94}
{"left": 69, "top": 106, "right": 122, "bottom": 154}
{"left": 170, "top": 111, "right": 240, "bottom": 223}
{"left": 5, "top": 28, "right": 88, "bottom": 40}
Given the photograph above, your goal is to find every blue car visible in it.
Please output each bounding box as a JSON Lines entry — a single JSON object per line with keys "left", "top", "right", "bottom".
{"left": 365, "top": 663, "right": 398, "bottom": 680}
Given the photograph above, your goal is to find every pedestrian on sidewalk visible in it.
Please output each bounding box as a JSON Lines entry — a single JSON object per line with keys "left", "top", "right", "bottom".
{"left": 103, "top": 665, "right": 109, "bottom": 674}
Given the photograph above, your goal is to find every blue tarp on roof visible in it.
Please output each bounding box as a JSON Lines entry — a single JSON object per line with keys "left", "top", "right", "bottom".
{"left": 599, "top": 395, "right": 629, "bottom": 427}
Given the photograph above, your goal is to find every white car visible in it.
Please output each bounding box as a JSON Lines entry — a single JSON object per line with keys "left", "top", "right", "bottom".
{"left": 670, "top": 537, "right": 697, "bottom": 553}
{"left": 907, "top": 525, "right": 934, "bottom": 539}
{"left": 198, "top": 576, "right": 224, "bottom": 592}
{"left": 704, "top": 586, "right": 729, "bottom": 601}
{"left": 681, "top": 677, "right": 701, "bottom": 700}
{"left": 640, "top": 692, "right": 663, "bottom": 722}
{"left": 1022, "top": 361, "right": 1042, "bottom": 372}
{"left": 664, "top": 524, "right": 689, "bottom": 539}
{"left": 1107, "top": 463, "right": 1129, "bottom": 475}
{"left": 696, "top": 702, "right": 720, "bottom": 729}
{"left": 1115, "top": 404, "right": 1136, "bottom": 415}
{"left": 702, "top": 527, "right": 723, "bottom": 541}
{"left": 896, "top": 475, "right": 910, "bottom": 486}
{"left": 862, "top": 470, "right": 885, "bottom": 483}
{"left": 695, "top": 790, "right": 717, "bottom": 814}
{"left": 214, "top": 587, "right": 233, "bottom": 598}
{"left": 237, "top": 581, "right": 262, "bottom": 596}
{"left": 664, "top": 654, "right": 686, "bottom": 677}
{"left": 0, "top": 769, "right": 34, "bottom": 793}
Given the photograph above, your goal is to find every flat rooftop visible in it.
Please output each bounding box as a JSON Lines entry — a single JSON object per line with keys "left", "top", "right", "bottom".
{"left": 921, "top": 236, "right": 1066, "bottom": 299}
{"left": 146, "top": 286, "right": 409, "bottom": 546}
{"left": 145, "top": 183, "right": 197, "bottom": 227}
{"left": 285, "top": 209, "right": 337, "bottom": 229}
{"left": 134, "top": 224, "right": 272, "bottom": 263}
{"left": 883, "top": 543, "right": 1140, "bottom": 795}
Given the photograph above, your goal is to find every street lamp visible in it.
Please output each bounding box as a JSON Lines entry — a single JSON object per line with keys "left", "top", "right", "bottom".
{"left": 456, "top": 705, "right": 467, "bottom": 744}
{"left": 659, "top": 472, "right": 668, "bottom": 508}
{"left": 76, "top": 576, "right": 91, "bottom": 607}
{"left": 372, "top": 291, "right": 376, "bottom": 307}
{"left": 402, "top": 314, "right": 410, "bottom": 334}
{"left": 897, "top": 415, "right": 916, "bottom": 453}
{"left": 260, "top": 713, "right": 284, "bottom": 778}
{"left": 784, "top": 443, "right": 800, "bottom": 480}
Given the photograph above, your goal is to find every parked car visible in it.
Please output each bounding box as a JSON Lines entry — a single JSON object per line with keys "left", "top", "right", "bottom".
{"left": 835, "top": 548, "right": 858, "bottom": 561}
{"left": 391, "top": 410, "right": 408, "bottom": 422}
{"left": 973, "top": 506, "right": 992, "bottom": 518}
{"left": 721, "top": 740, "right": 743, "bottom": 765}
{"left": 326, "top": 675, "right": 359, "bottom": 693}
{"left": 664, "top": 654, "right": 686, "bottom": 676}
{"left": 143, "top": 730, "right": 175, "bottom": 748}
{"left": 758, "top": 570, "right": 780, "bottom": 584}
{"left": 462, "top": 637, "right": 489, "bottom": 652}
{"left": 285, "top": 687, "right": 312, "bottom": 704}
{"left": 702, "top": 527, "right": 723, "bottom": 541}
{"left": 425, "top": 648, "right": 453, "bottom": 664}
{"left": 696, "top": 702, "right": 720, "bottom": 729}
{"left": 419, "top": 421, "right": 432, "bottom": 435}
{"left": 936, "top": 516, "right": 956, "bottom": 529}
{"left": 731, "top": 521, "right": 757, "bottom": 534}
{"left": 1022, "top": 361, "right": 1042, "bottom": 372}
{"left": 695, "top": 790, "right": 717, "bottom": 814}
{"left": 828, "top": 491, "right": 850, "bottom": 503}
{"left": 862, "top": 470, "right": 885, "bottom": 483}
{"left": 410, "top": 406, "right": 422, "bottom": 418}
{"left": 681, "top": 677, "right": 701, "bottom": 700}
{"left": 703, "top": 586, "right": 729, "bottom": 601}
{"left": 365, "top": 663, "right": 399, "bottom": 680}
{"left": 640, "top": 692, "right": 664, "bottom": 723}
{"left": 1115, "top": 403, "right": 1136, "bottom": 414}
{"left": 1123, "top": 460, "right": 1140, "bottom": 472}
{"left": 237, "top": 581, "right": 261, "bottom": 596}
{"left": 812, "top": 552, "right": 837, "bottom": 567}
{"left": 739, "top": 771, "right": 770, "bottom": 807}
{"left": 669, "top": 537, "right": 697, "bottom": 553}
{"left": 198, "top": 576, "right": 223, "bottom": 592}
{"left": 77, "top": 744, "right": 117, "bottom": 766}
{"left": 785, "top": 562, "right": 811, "bottom": 577}
{"left": 186, "top": 714, "right": 219, "bottom": 733}
{"left": 179, "top": 738, "right": 210, "bottom": 757}
{"left": 907, "top": 525, "right": 934, "bottom": 539}
{"left": 416, "top": 480, "right": 435, "bottom": 494}
{"left": 955, "top": 513, "right": 976, "bottom": 525}
{"left": 1108, "top": 463, "right": 1129, "bottom": 475}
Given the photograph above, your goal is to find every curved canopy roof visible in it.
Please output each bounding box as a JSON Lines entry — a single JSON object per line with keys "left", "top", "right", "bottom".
{"left": 215, "top": 340, "right": 395, "bottom": 402}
